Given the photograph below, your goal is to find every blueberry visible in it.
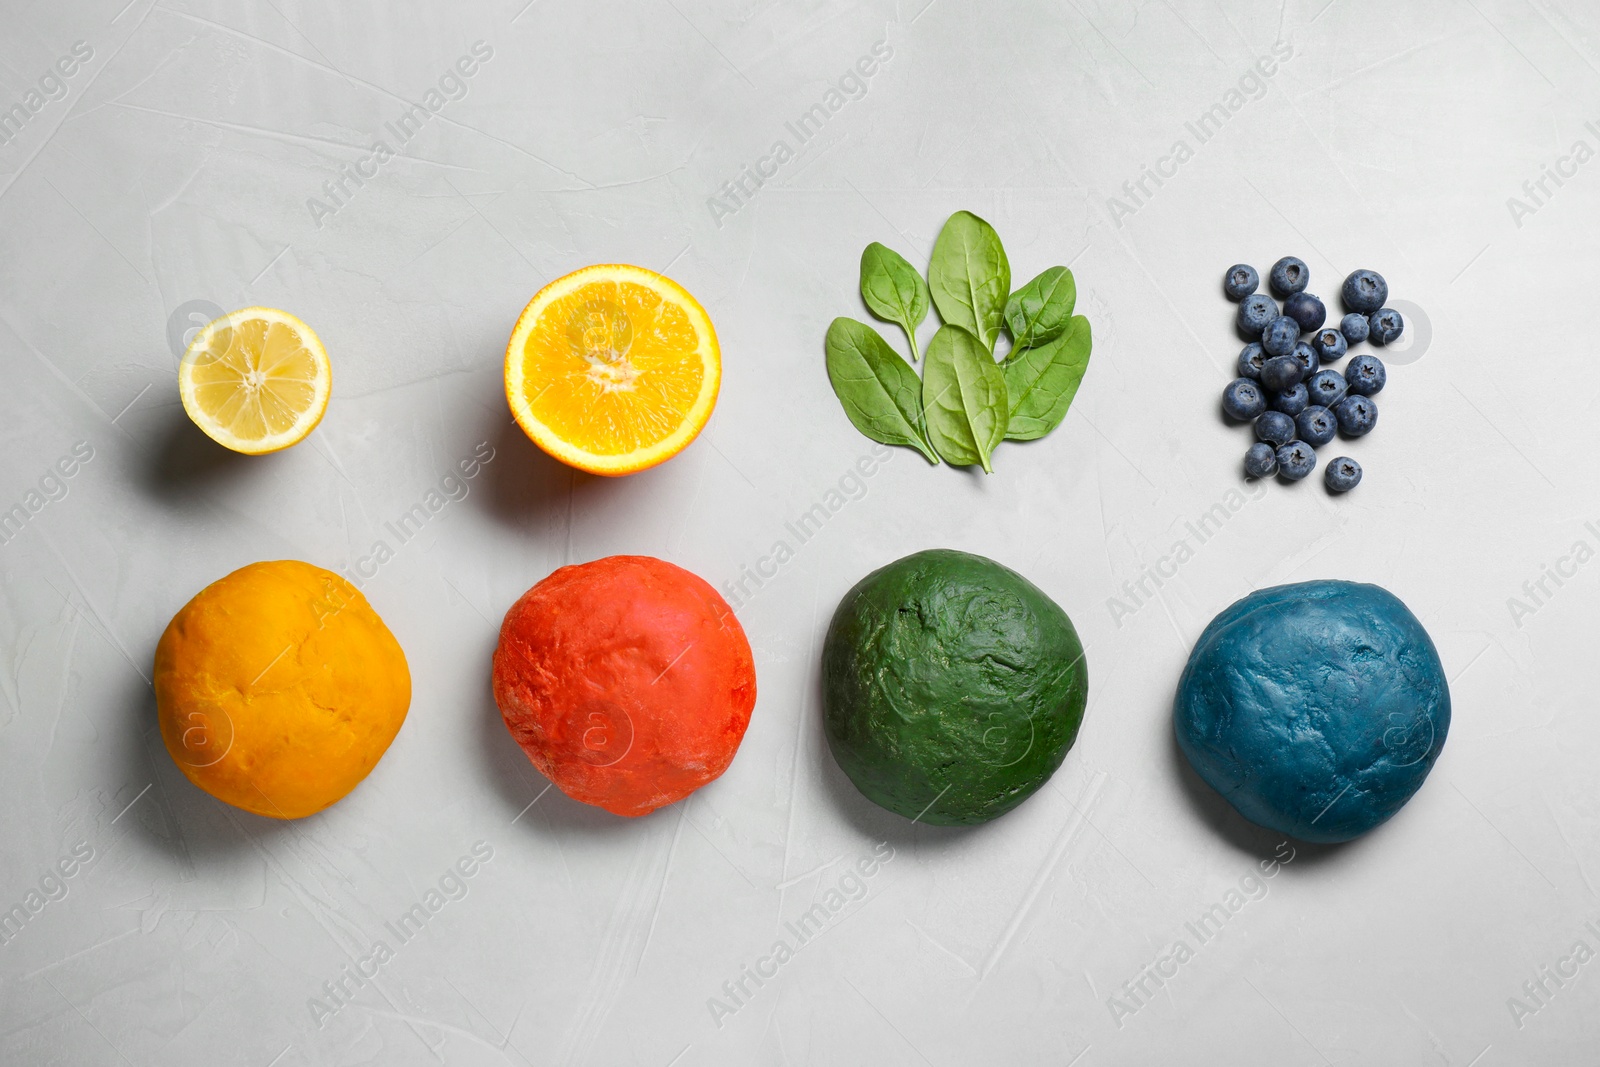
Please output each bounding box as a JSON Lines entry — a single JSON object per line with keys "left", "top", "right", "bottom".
{"left": 1283, "top": 291, "right": 1326, "bottom": 334}
{"left": 1342, "top": 269, "right": 1388, "bottom": 313}
{"left": 1224, "top": 264, "right": 1259, "bottom": 301}
{"left": 1255, "top": 410, "right": 1295, "bottom": 446}
{"left": 1222, "top": 378, "right": 1266, "bottom": 420}
{"left": 1269, "top": 257, "right": 1309, "bottom": 297}
{"left": 1307, "top": 369, "right": 1347, "bottom": 408}
{"left": 1237, "top": 342, "right": 1267, "bottom": 380}
{"left": 1325, "top": 456, "right": 1362, "bottom": 493}
{"left": 1345, "top": 354, "right": 1386, "bottom": 396}
{"left": 1368, "top": 308, "right": 1404, "bottom": 345}
{"left": 1237, "top": 294, "right": 1278, "bottom": 337}
{"left": 1291, "top": 341, "right": 1319, "bottom": 378}
{"left": 1335, "top": 395, "right": 1377, "bottom": 437}
{"left": 1339, "top": 312, "right": 1369, "bottom": 345}
{"left": 1312, "top": 327, "right": 1347, "bottom": 363}
{"left": 1295, "top": 405, "right": 1337, "bottom": 447}
{"left": 1260, "top": 355, "right": 1303, "bottom": 393}
{"left": 1244, "top": 441, "right": 1278, "bottom": 478}
{"left": 1276, "top": 440, "right": 1317, "bottom": 481}
{"left": 1272, "top": 383, "right": 1309, "bottom": 416}
{"left": 1261, "top": 315, "right": 1300, "bottom": 356}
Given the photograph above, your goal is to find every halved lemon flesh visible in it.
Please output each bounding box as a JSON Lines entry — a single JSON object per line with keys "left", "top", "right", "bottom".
{"left": 504, "top": 264, "right": 720, "bottom": 476}
{"left": 179, "top": 307, "right": 331, "bottom": 455}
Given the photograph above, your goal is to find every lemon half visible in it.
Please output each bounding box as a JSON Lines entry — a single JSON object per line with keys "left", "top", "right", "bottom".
{"left": 179, "top": 307, "right": 331, "bottom": 454}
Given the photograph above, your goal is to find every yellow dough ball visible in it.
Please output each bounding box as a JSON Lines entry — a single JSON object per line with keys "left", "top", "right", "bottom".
{"left": 154, "top": 560, "right": 411, "bottom": 819}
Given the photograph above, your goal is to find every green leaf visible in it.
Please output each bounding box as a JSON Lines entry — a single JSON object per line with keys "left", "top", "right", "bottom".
{"left": 922, "top": 325, "right": 1008, "bottom": 472}
{"left": 860, "top": 242, "right": 930, "bottom": 362}
{"left": 927, "top": 210, "right": 1010, "bottom": 353}
{"left": 1004, "top": 266, "right": 1076, "bottom": 348}
{"left": 1002, "top": 314, "right": 1092, "bottom": 441}
{"left": 825, "top": 317, "right": 939, "bottom": 464}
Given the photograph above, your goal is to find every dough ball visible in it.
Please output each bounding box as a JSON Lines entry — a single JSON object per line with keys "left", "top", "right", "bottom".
{"left": 822, "top": 549, "right": 1088, "bottom": 826}
{"left": 155, "top": 560, "right": 411, "bottom": 819}
{"left": 493, "top": 555, "right": 755, "bottom": 817}
{"left": 1174, "top": 580, "right": 1449, "bottom": 843}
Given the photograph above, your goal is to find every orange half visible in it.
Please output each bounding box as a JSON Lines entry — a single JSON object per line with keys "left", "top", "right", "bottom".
{"left": 504, "top": 264, "right": 720, "bottom": 476}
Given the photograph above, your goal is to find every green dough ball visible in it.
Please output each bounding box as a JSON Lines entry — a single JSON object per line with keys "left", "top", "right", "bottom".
{"left": 822, "top": 549, "right": 1088, "bottom": 825}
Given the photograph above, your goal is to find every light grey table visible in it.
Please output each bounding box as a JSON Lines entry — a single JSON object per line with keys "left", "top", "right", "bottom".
{"left": 1, "top": 1, "right": 1594, "bottom": 1063}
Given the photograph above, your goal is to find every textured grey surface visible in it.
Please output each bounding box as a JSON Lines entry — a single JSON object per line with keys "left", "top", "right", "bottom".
{"left": 0, "top": 0, "right": 1596, "bottom": 1064}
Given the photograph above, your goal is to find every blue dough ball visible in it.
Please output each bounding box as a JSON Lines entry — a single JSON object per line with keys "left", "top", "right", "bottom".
{"left": 1173, "top": 580, "right": 1450, "bottom": 843}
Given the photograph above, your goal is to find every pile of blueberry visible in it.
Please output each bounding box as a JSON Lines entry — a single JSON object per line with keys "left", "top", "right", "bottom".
{"left": 1220, "top": 257, "right": 1402, "bottom": 493}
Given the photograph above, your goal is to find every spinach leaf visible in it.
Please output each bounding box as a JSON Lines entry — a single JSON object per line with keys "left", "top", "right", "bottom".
{"left": 825, "top": 317, "right": 939, "bottom": 464}
{"left": 1004, "top": 266, "right": 1076, "bottom": 348}
{"left": 860, "top": 242, "right": 930, "bottom": 362}
{"left": 928, "top": 211, "right": 1010, "bottom": 353}
{"left": 922, "top": 325, "right": 1008, "bottom": 472}
{"left": 1002, "top": 314, "right": 1092, "bottom": 441}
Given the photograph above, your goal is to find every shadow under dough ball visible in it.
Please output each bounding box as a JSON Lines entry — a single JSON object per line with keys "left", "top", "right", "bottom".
{"left": 1173, "top": 580, "right": 1449, "bottom": 844}
{"left": 822, "top": 549, "right": 1087, "bottom": 826}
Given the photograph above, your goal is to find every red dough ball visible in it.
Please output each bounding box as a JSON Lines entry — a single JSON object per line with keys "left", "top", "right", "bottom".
{"left": 492, "top": 555, "right": 757, "bottom": 817}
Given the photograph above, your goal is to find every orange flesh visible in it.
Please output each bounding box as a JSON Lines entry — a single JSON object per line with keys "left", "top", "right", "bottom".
{"left": 515, "top": 280, "right": 706, "bottom": 456}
